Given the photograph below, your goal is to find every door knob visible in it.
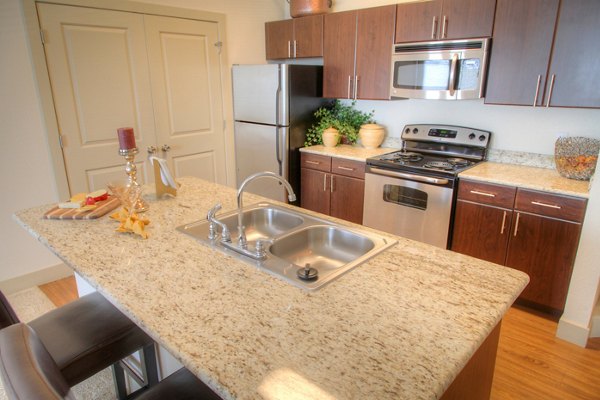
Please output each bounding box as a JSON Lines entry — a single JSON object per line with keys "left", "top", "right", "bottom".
{"left": 147, "top": 145, "right": 157, "bottom": 154}
{"left": 161, "top": 144, "right": 171, "bottom": 152}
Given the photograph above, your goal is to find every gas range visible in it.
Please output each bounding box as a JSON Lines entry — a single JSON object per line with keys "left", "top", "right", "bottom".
{"left": 367, "top": 124, "right": 491, "bottom": 178}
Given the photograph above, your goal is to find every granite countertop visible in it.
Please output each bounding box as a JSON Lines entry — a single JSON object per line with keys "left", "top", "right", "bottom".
{"left": 300, "top": 144, "right": 396, "bottom": 161}
{"left": 14, "top": 177, "right": 528, "bottom": 400}
{"left": 459, "top": 162, "right": 590, "bottom": 198}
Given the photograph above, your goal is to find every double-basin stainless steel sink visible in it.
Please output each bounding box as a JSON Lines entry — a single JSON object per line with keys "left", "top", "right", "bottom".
{"left": 176, "top": 202, "right": 396, "bottom": 290}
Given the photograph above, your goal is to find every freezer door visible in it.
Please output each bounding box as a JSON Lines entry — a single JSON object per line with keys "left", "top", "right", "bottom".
{"left": 232, "top": 64, "right": 288, "bottom": 126}
{"left": 234, "top": 121, "right": 287, "bottom": 202}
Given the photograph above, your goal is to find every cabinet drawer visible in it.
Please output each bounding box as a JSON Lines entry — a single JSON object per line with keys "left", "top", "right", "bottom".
{"left": 331, "top": 158, "right": 365, "bottom": 179}
{"left": 515, "top": 189, "right": 587, "bottom": 223}
{"left": 458, "top": 180, "right": 516, "bottom": 208}
{"left": 301, "top": 153, "right": 331, "bottom": 172}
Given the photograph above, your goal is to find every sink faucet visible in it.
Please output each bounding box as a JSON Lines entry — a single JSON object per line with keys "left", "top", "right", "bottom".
{"left": 236, "top": 171, "right": 296, "bottom": 248}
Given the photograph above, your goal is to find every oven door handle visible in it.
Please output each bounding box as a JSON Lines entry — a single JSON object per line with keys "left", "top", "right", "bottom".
{"left": 368, "top": 167, "right": 450, "bottom": 185}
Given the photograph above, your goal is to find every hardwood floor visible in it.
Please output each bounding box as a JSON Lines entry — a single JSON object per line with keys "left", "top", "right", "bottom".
{"left": 39, "top": 275, "right": 78, "bottom": 307}
{"left": 39, "top": 278, "right": 600, "bottom": 399}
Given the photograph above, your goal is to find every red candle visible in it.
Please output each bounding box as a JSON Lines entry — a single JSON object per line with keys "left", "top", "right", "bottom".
{"left": 117, "top": 127, "right": 136, "bottom": 150}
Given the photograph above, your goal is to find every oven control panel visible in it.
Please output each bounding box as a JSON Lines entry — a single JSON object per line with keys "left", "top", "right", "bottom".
{"left": 401, "top": 124, "right": 491, "bottom": 148}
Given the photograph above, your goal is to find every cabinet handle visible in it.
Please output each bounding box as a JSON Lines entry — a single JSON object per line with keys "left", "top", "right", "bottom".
{"left": 354, "top": 75, "right": 359, "bottom": 100}
{"left": 323, "top": 174, "right": 327, "bottom": 192}
{"left": 347, "top": 75, "right": 352, "bottom": 99}
{"left": 288, "top": 41, "right": 291, "bottom": 58}
{"left": 431, "top": 16, "right": 438, "bottom": 39}
{"left": 531, "top": 200, "right": 561, "bottom": 210}
{"left": 293, "top": 40, "right": 297, "bottom": 58}
{"left": 533, "top": 75, "right": 542, "bottom": 107}
{"left": 500, "top": 211, "right": 507, "bottom": 235}
{"left": 305, "top": 160, "right": 320, "bottom": 165}
{"left": 545, "top": 74, "right": 556, "bottom": 107}
{"left": 337, "top": 166, "right": 355, "bottom": 171}
{"left": 469, "top": 190, "right": 495, "bottom": 198}
{"left": 442, "top": 15, "right": 448, "bottom": 38}
{"left": 330, "top": 175, "right": 334, "bottom": 193}
{"left": 513, "top": 213, "right": 521, "bottom": 237}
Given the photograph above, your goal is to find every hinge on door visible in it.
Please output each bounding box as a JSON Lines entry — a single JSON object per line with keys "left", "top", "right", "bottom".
{"left": 214, "top": 41, "right": 223, "bottom": 55}
{"left": 58, "top": 135, "right": 65, "bottom": 148}
{"left": 40, "top": 29, "right": 46, "bottom": 45}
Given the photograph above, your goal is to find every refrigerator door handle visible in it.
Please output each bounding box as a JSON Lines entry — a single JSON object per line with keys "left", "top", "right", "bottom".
{"left": 275, "top": 126, "right": 283, "bottom": 175}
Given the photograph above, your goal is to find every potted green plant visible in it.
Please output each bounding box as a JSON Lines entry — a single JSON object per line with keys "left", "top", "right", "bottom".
{"left": 304, "top": 100, "right": 375, "bottom": 147}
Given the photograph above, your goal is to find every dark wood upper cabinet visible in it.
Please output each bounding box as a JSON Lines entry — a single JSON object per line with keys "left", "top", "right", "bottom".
{"left": 486, "top": 0, "right": 600, "bottom": 108}
{"left": 323, "top": 5, "right": 395, "bottom": 100}
{"left": 265, "top": 15, "right": 323, "bottom": 60}
{"left": 395, "top": 0, "right": 496, "bottom": 43}
{"left": 395, "top": 0, "right": 442, "bottom": 43}
{"left": 546, "top": 0, "right": 600, "bottom": 108}
{"left": 485, "top": 0, "right": 560, "bottom": 106}
{"left": 323, "top": 10, "right": 357, "bottom": 99}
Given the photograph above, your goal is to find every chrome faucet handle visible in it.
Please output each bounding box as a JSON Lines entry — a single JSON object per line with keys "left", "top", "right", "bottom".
{"left": 207, "top": 203, "right": 231, "bottom": 242}
{"left": 238, "top": 226, "right": 247, "bottom": 249}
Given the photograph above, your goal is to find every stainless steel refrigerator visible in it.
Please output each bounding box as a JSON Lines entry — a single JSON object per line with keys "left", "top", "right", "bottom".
{"left": 232, "top": 64, "right": 326, "bottom": 204}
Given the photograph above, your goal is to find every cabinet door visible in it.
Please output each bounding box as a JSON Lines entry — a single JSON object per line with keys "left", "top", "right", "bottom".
{"left": 330, "top": 174, "right": 365, "bottom": 224}
{"left": 485, "top": 0, "right": 559, "bottom": 106}
{"left": 294, "top": 15, "right": 323, "bottom": 58}
{"left": 506, "top": 212, "right": 582, "bottom": 312}
{"left": 395, "top": 0, "right": 443, "bottom": 43}
{"left": 451, "top": 200, "right": 512, "bottom": 265}
{"left": 441, "top": 0, "right": 496, "bottom": 40}
{"left": 546, "top": 0, "right": 600, "bottom": 108}
{"left": 265, "top": 19, "right": 293, "bottom": 60}
{"left": 301, "top": 168, "right": 330, "bottom": 215}
{"left": 355, "top": 5, "right": 396, "bottom": 100}
{"left": 323, "top": 11, "right": 357, "bottom": 99}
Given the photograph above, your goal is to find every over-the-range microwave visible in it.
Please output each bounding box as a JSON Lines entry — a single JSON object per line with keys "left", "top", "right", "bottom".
{"left": 390, "top": 38, "right": 491, "bottom": 100}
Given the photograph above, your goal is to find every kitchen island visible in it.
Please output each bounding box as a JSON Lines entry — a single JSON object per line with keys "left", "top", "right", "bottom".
{"left": 14, "top": 177, "right": 528, "bottom": 400}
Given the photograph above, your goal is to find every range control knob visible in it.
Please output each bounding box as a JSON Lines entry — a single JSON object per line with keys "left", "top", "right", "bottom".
{"left": 479, "top": 135, "right": 486, "bottom": 141}
{"left": 468, "top": 133, "right": 476, "bottom": 140}
{"left": 405, "top": 128, "right": 410, "bottom": 134}
{"left": 412, "top": 128, "right": 419, "bottom": 134}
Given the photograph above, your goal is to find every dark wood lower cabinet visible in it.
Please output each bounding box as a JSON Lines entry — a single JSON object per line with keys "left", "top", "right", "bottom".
{"left": 505, "top": 212, "right": 582, "bottom": 312}
{"left": 451, "top": 200, "right": 512, "bottom": 266}
{"left": 452, "top": 180, "right": 587, "bottom": 315}
{"left": 300, "top": 153, "right": 365, "bottom": 224}
{"left": 329, "top": 174, "right": 364, "bottom": 224}
{"left": 300, "top": 168, "right": 329, "bottom": 216}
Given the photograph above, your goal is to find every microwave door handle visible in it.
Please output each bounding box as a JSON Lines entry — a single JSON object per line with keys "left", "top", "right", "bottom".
{"left": 448, "top": 53, "right": 459, "bottom": 97}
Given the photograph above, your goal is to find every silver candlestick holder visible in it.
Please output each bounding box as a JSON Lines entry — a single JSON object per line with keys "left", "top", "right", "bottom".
{"left": 119, "top": 147, "right": 149, "bottom": 212}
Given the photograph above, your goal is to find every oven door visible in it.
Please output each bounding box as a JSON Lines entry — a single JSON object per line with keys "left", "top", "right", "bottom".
{"left": 363, "top": 168, "right": 455, "bottom": 248}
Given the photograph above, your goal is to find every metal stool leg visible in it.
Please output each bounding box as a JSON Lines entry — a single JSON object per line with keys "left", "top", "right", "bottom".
{"left": 112, "top": 362, "right": 129, "bottom": 400}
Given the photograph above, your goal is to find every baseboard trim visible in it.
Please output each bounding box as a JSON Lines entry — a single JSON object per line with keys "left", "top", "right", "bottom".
{"left": 590, "top": 305, "right": 600, "bottom": 338}
{"left": 0, "top": 264, "right": 72, "bottom": 294}
{"left": 556, "top": 317, "right": 590, "bottom": 347}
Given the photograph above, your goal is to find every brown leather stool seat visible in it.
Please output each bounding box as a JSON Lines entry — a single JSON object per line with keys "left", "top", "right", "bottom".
{"left": 0, "top": 323, "right": 222, "bottom": 400}
{"left": 0, "top": 290, "right": 156, "bottom": 389}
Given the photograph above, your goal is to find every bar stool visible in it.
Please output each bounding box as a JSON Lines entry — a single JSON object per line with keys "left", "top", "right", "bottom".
{"left": 0, "top": 290, "right": 158, "bottom": 397}
{"left": 0, "top": 323, "right": 222, "bottom": 399}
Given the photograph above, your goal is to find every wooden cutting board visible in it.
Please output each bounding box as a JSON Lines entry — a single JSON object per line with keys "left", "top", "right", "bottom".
{"left": 44, "top": 196, "right": 121, "bottom": 220}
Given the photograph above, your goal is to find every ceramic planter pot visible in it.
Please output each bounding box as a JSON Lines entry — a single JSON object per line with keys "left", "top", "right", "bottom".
{"left": 359, "top": 124, "right": 385, "bottom": 149}
{"left": 322, "top": 127, "right": 340, "bottom": 147}
{"left": 289, "top": 0, "right": 332, "bottom": 18}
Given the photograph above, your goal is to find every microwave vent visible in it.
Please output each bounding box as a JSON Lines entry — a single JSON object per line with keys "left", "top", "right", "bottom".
{"left": 394, "top": 39, "right": 488, "bottom": 54}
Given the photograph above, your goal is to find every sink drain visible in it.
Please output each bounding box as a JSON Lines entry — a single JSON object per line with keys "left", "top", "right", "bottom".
{"left": 297, "top": 263, "right": 318, "bottom": 281}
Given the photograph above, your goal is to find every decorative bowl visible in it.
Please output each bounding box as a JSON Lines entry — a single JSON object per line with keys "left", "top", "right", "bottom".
{"left": 554, "top": 136, "right": 600, "bottom": 181}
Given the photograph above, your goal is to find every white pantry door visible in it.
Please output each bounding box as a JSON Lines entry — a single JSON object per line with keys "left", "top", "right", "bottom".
{"left": 37, "top": 3, "right": 156, "bottom": 193}
{"left": 144, "top": 16, "right": 227, "bottom": 184}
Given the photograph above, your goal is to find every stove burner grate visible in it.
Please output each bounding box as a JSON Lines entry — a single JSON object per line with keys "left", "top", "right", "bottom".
{"left": 391, "top": 151, "right": 424, "bottom": 162}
